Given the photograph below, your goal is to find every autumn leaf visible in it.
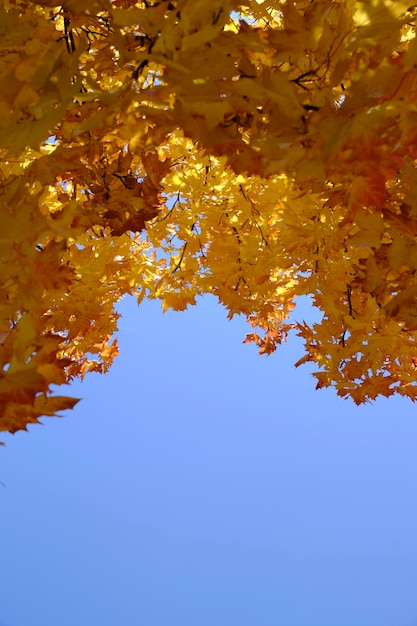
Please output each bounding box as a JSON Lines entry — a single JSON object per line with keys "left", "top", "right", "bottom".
{"left": 2, "top": 0, "right": 417, "bottom": 438}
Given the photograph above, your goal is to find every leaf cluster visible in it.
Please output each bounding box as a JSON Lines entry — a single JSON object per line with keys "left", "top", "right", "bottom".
{"left": 1, "top": 0, "right": 417, "bottom": 434}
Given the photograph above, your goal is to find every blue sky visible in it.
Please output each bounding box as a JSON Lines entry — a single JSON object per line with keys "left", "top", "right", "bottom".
{"left": 2, "top": 295, "right": 417, "bottom": 626}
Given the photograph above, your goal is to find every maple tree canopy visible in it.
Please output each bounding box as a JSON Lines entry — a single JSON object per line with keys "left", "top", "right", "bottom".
{"left": 1, "top": 0, "right": 417, "bottom": 435}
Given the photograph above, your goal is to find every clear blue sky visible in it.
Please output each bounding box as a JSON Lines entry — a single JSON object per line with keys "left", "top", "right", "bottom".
{"left": 2, "top": 295, "right": 417, "bottom": 626}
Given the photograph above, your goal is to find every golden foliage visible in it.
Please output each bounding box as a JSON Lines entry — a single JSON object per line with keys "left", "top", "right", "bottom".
{"left": 1, "top": 0, "right": 417, "bottom": 434}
